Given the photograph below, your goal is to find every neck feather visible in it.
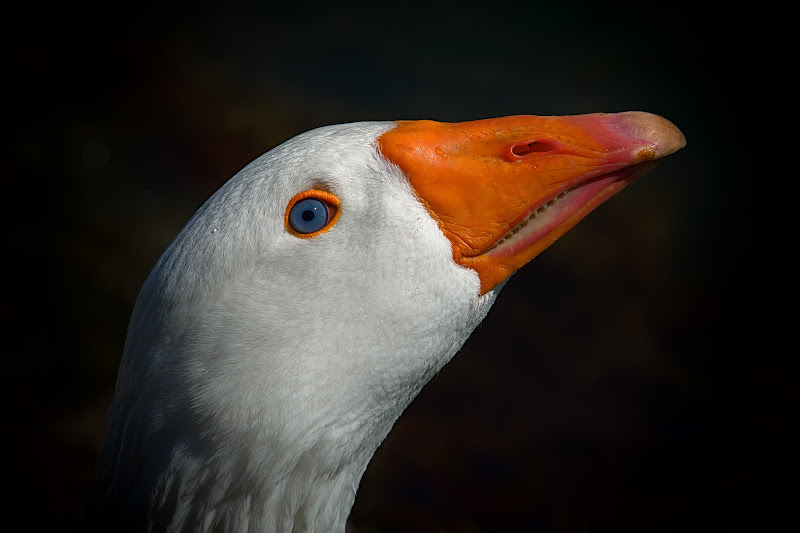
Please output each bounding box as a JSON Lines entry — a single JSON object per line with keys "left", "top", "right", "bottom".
{"left": 94, "top": 419, "right": 385, "bottom": 533}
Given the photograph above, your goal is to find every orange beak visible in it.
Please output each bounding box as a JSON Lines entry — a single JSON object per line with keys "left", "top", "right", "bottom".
{"left": 378, "top": 112, "right": 686, "bottom": 294}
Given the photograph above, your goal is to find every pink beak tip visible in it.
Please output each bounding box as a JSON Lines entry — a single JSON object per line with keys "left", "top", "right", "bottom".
{"left": 615, "top": 111, "right": 687, "bottom": 158}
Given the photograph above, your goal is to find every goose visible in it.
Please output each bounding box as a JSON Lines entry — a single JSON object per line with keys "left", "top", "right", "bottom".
{"left": 91, "top": 112, "right": 685, "bottom": 532}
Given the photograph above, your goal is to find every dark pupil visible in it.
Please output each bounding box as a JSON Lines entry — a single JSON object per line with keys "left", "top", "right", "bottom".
{"left": 301, "top": 209, "right": 315, "bottom": 222}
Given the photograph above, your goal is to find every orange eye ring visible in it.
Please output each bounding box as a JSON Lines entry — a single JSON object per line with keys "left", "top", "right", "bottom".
{"left": 284, "top": 190, "right": 341, "bottom": 238}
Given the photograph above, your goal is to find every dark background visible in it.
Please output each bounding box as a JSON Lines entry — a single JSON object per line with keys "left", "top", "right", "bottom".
{"left": 6, "top": 2, "right": 794, "bottom": 531}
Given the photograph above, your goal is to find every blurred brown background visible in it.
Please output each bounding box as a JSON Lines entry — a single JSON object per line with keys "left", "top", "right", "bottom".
{"left": 5, "top": 1, "right": 793, "bottom": 531}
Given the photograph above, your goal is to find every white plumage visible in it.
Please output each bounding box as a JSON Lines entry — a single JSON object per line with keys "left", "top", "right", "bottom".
{"left": 92, "top": 114, "right": 685, "bottom": 532}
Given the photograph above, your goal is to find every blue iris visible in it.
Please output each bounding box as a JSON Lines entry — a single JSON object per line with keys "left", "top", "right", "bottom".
{"left": 288, "top": 198, "right": 329, "bottom": 234}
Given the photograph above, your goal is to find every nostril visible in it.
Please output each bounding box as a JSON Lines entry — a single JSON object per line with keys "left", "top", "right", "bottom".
{"left": 511, "top": 141, "right": 554, "bottom": 156}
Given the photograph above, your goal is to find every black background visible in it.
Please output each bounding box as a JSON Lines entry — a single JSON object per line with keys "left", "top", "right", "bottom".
{"left": 6, "top": 1, "right": 794, "bottom": 531}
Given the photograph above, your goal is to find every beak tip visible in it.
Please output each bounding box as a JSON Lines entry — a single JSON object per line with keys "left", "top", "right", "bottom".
{"left": 617, "top": 111, "right": 687, "bottom": 158}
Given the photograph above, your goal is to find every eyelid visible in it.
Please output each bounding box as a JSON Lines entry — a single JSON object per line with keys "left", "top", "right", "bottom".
{"left": 284, "top": 190, "right": 341, "bottom": 239}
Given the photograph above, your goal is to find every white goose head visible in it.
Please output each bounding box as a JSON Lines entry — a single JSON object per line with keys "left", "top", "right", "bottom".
{"left": 94, "top": 113, "right": 685, "bottom": 532}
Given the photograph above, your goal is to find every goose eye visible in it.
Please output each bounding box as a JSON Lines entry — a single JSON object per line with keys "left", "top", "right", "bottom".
{"left": 289, "top": 198, "right": 328, "bottom": 233}
{"left": 285, "top": 190, "right": 341, "bottom": 238}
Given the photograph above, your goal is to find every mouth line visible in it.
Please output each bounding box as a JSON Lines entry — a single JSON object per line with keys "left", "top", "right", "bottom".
{"left": 488, "top": 186, "right": 574, "bottom": 250}
{"left": 485, "top": 161, "right": 656, "bottom": 256}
